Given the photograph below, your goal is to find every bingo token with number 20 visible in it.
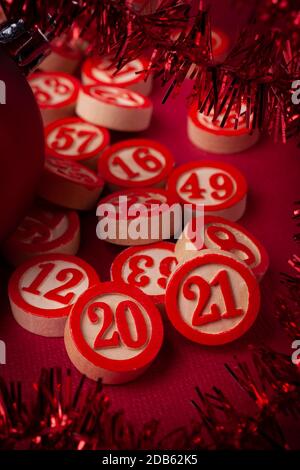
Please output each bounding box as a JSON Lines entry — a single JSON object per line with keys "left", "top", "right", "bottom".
{"left": 165, "top": 252, "right": 260, "bottom": 345}
{"left": 64, "top": 282, "right": 164, "bottom": 383}
{"left": 29, "top": 72, "right": 80, "bottom": 125}
{"left": 98, "top": 139, "right": 174, "bottom": 190}
{"left": 45, "top": 117, "right": 110, "bottom": 169}
{"left": 76, "top": 84, "right": 153, "bottom": 132}
{"left": 167, "top": 161, "right": 247, "bottom": 221}
{"left": 2, "top": 204, "right": 80, "bottom": 266}
{"left": 38, "top": 156, "right": 104, "bottom": 210}
{"left": 175, "top": 215, "right": 269, "bottom": 281}
{"left": 8, "top": 254, "right": 99, "bottom": 337}
{"left": 111, "top": 242, "right": 178, "bottom": 305}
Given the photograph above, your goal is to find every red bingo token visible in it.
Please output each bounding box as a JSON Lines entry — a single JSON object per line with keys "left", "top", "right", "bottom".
{"left": 97, "top": 188, "right": 178, "bottom": 245}
{"left": 3, "top": 203, "right": 80, "bottom": 266}
{"left": 167, "top": 161, "right": 247, "bottom": 221}
{"left": 8, "top": 254, "right": 99, "bottom": 337}
{"left": 29, "top": 72, "right": 80, "bottom": 125}
{"left": 40, "top": 42, "right": 83, "bottom": 74}
{"left": 64, "top": 282, "right": 164, "bottom": 383}
{"left": 38, "top": 156, "right": 104, "bottom": 210}
{"left": 82, "top": 56, "right": 152, "bottom": 95}
{"left": 188, "top": 103, "right": 259, "bottom": 154}
{"left": 211, "top": 28, "right": 230, "bottom": 60}
{"left": 175, "top": 215, "right": 269, "bottom": 281}
{"left": 76, "top": 84, "right": 153, "bottom": 132}
{"left": 165, "top": 252, "right": 260, "bottom": 345}
{"left": 98, "top": 139, "right": 174, "bottom": 190}
{"left": 45, "top": 117, "right": 110, "bottom": 169}
{"left": 111, "top": 242, "right": 178, "bottom": 305}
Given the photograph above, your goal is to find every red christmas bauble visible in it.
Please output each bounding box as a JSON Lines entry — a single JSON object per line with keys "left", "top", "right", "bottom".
{"left": 0, "top": 47, "right": 44, "bottom": 243}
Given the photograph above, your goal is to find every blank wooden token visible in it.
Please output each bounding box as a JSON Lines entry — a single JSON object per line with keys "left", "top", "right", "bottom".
{"left": 28, "top": 72, "right": 81, "bottom": 125}
{"left": 64, "top": 282, "right": 164, "bottom": 383}
{"left": 167, "top": 161, "right": 247, "bottom": 221}
{"left": 111, "top": 242, "right": 178, "bottom": 305}
{"left": 2, "top": 203, "right": 80, "bottom": 266}
{"left": 8, "top": 254, "right": 99, "bottom": 337}
{"left": 45, "top": 117, "right": 110, "bottom": 170}
{"left": 39, "top": 43, "right": 83, "bottom": 74}
{"left": 76, "top": 84, "right": 153, "bottom": 131}
{"left": 38, "top": 156, "right": 105, "bottom": 210}
{"left": 98, "top": 139, "right": 174, "bottom": 190}
{"left": 81, "top": 56, "right": 152, "bottom": 95}
{"left": 165, "top": 251, "right": 260, "bottom": 345}
{"left": 175, "top": 215, "right": 269, "bottom": 281}
{"left": 188, "top": 103, "right": 259, "bottom": 154}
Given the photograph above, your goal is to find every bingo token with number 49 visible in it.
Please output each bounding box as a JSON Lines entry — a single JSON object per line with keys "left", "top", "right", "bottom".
{"left": 8, "top": 254, "right": 99, "bottom": 337}
{"left": 2, "top": 203, "right": 80, "bottom": 266}
{"left": 167, "top": 161, "right": 247, "bottom": 221}
{"left": 64, "top": 282, "right": 164, "bottom": 383}
{"left": 165, "top": 252, "right": 260, "bottom": 345}
{"left": 98, "top": 139, "right": 174, "bottom": 190}
{"left": 175, "top": 215, "right": 269, "bottom": 281}
{"left": 76, "top": 84, "right": 153, "bottom": 132}
{"left": 29, "top": 72, "right": 80, "bottom": 125}
{"left": 81, "top": 56, "right": 152, "bottom": 96}
{"left": 38, "top": 156, "right": 104, "bottom": 210}
{"left": 45, "top": 117, "right": 110, "bottom": 170}
{"left": 111, "top": 242, "right": 178, "bottom": 305}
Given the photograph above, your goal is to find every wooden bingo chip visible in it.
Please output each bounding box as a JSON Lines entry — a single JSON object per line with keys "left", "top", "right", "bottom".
{"left": 39, "top": 42, "right": 83, "bottom": 75}
{"left": 3, "top": 203, "right": 80, "bottom": 266}
{"left": 81, "top": 56, "right": 152, "bottom": 95}
{"left": 29, "top": 72, "right": 80, "bottom": 125}
{"left": 111, "top": 242, "right": 178, "bottom": 305}
{"left": 45, "top": 117, "right": 110, "bottom": 170}
{"left": 38, "top": 156, "right": 104, "bottom": 210}
{"left": 97, "top": 188, "right": 178, "bottom": 246}
{"left": 64, "top": 282, "right": 164, "bottom": 383}
{"left": 8, "top": 254, "right": 99, "bottom": 337}
{"left": 188, "top": 103, "right": 259, "bottom": 154}
{"left": 175, "top": 215, "right": 269, "bottom": 281}
{"left": 211, "top": 28, "right": 230, "bottom": 61}
{"left": 167, "top": 161, "right": 247, "bottom": 221}
{"left": 76, "top": 84, "right": 153, "bottom": 132}
{"left": 165, "top": 251, "right": 260, "bottom": 345}
{"left": 98, "top": 139, "right": 174, "bottom": 190}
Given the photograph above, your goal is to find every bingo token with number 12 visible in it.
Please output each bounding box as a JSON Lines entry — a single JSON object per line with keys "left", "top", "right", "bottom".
{"left": 165, "top": 252, "right": 260, "bottom": 345}
{"left": 64, "top": 282, "right": 164, "bottom": 383}
{"left": 167, "top": 161, "right": 247, "bottom": 221}
{"left": 8, "top": 254, "right": 99, "bottom": 337}
{"left": 45, "top": 117, "right": 110, "bottom": 170}
{"left": 76, "top": 84, "right": 153, "bottom": 132}
{"left": 98, "top": 139, "right": 174, "bottom": 190}
{"left": 111, "top": 242, "right": 178, "bottom": 305}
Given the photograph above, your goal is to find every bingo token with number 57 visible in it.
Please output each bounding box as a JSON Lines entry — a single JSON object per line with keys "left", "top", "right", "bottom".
{"left": 111, "top": 242, "right": 177, "bottom": 305}
{"left": 8, "top": 254, "right": 99, "bottom": 337}
{"left": 167, "top": 161, "right": 247, "bottom": 221}
{"left": 38, "top": 156, "right": 104, "bottom": 210}
{"left": 165, "top": 252, "right": 260, "bottom": 345}
{"left": 76, "top": 84, "right": 153, "bottom": 132}
{"left": 3, "top": 203, "right": 80, "bottom": 266}
{"left": 64, "top": 282, "right": 164, "bottom": 383}
{"left": 29, "top": 72, "right": 80, "bottom": 125}
{"left": 98, "top": 139, "right": 174, "bottom": 190}
{"left": 45, "top": 117, "right": 110, "bottom": 170}
{"left": 175, "top": 215, "right": 269, "bottom": 281}
{"left": 81, "top": 56, "right": 152, "bottom": 96}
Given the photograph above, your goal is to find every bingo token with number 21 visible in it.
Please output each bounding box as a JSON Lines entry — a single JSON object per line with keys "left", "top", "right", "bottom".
{"left": 64, "top": 282, "right": 164, "bottom": 383}
{"left": 8, "top": 254, "right": 99, "bottom": 337}
{"left": 98, "top": 139, "right": 174, "bottom": 190}
{"left": 29, "top": 72, "right": 80, "bottom": 125}
{"left": 76, "top": 84, "right": 153, "bottom": 132}
{"left": 111, "top": 242, "right": 178, "bottom": 305}
{"left": 45, "top": 117, "right": 110, "bottom": 169}
{"left": 165, "top": 252, "right": 260, "bottom": 345}
{"left": 167, "top": 161, "right": 247, "bottom": 221}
